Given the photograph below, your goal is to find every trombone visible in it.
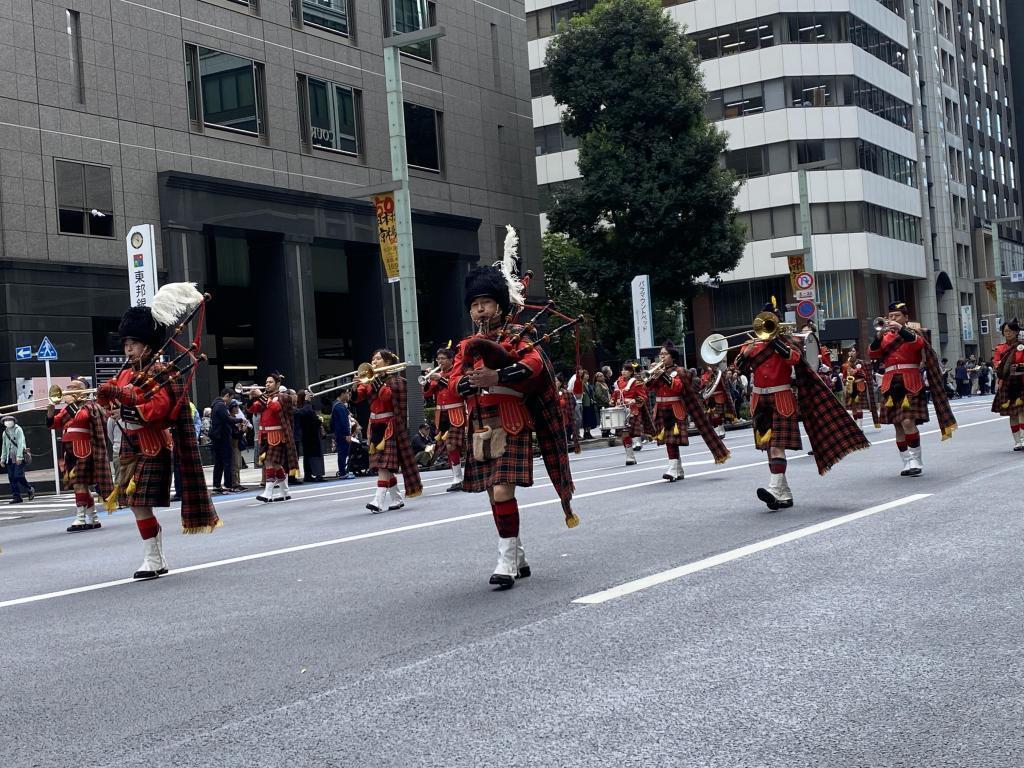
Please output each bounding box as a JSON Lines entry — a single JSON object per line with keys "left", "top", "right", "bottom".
{"left": 0, "top": 385, "right": 97, "bottom": 414}
{"left": 699, "top": 311, "right": 796, "bottom": 365}
{"left": 310, "top": 361, "right": 410, "bottom": 397}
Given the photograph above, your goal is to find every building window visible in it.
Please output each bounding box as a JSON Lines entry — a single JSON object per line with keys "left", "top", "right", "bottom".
{"left": 302, "top": 0, "right": 349, "bottom": 36}
{"left": 388, "top": 0, "right": 436, "bottom": 62}
{"left": 185, "top": 45, "right": 265, "bottom": 136}
{"left": 303, "top": 76, "right": 360, "bottom": 155}
{"left": 534, "top": 123, "right": 578, "bottom": 156}
{"left": 817, "top": 271, "right": 855, "bottom": 318}
{"left": 404, "top": 102, "right": 442, "bottom": 171}
{"left": 66, "top": 10, "right": 85, "bottom": 104}
{"left": 55, "top": 160, "right": 114, "bottom": 237}
{"left": 530, "top": 68, "right": 552, "bottom": 99}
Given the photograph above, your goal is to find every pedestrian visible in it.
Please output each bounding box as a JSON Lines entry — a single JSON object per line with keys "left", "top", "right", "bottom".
{"left": 1, "top": 415, "right": 34, "bottom": 504}
{"left": 967, "top": 354, "right": 979, "bottom": 394}
{"left": 578, "top": 370, "right": 598, "bottom": 439}
{"left": 200, "top": 407, "right": 212, "bottom": 446}
{"left": 954, "top": 359, "right": 970, "bottom": 398}
{"left": 411, "top": 422, "right": 437, "bottom": 467}
{"left": 228, "top": 400, "right": 249, "bottom": 491}
{"left": 209, "top": 389, "right": 235, "bottom": 494}
{"left": 592, "top": 371, "right": 611, "bottom": 410}
{"left": 296, "top": 391, "right": 326, "bottom": 482}
{"left": 330, "top": 388, "right": 354, "bottom": 479}
{"left": 978, "top": 362, "right": 991, "bottom": 395}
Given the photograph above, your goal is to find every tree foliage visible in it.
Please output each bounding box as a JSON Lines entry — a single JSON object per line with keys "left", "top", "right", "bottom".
{"left": 543, "top": 0, "right": 744, "bottom": 356}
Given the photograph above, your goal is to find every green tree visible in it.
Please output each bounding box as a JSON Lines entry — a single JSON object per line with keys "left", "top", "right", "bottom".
{"left": 541, "top": 231, "right": 591, "bottom": 369}
{"left": 544, "top": 0, "right": 744, "bottom": 356}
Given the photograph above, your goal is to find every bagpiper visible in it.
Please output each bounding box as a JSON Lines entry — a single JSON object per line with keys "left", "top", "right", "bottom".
{"left": 611, "top": 361, "right": 653, "bottom": 466}
{"left": 423, "top": 345, "right": 467, "bottom": 491}
{"left": 700, "top": 363, "right": 735, "bottom": 438}
{"left": 356, "top": 349, "right": 422, "bottom": 513}
{"left": 735, "top": 302, "right": 870, "bottom": 510}
{"left": 646, "top": 342, "right": 729, "bottom": 481}
{"left": 97, "top": 284, "right": 219, "bottom": 579}
{"left": 991, "top": 318, "right": 1024, "bottom": 450}
{"left": 449, "top": 264, "right": 577, "bottom": 589}
{"left": 47, "top": 379, "right": 113, "bottom": 533}
{"left": 868, "top": 301, "right": 956, "bottom": 476}
{"left": 248, "top": 373, "right": 299, "bottom": 502}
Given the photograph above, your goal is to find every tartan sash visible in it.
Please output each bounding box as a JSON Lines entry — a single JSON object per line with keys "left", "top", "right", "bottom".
{"left": 85, "top": 402, "right": 114, "bottom": 501}
{"left": 389, "top": 375, "right": 423, "bottom": 496}
{"left": 675, "top": 369, "right": 729, "bottom": 464}
{"left": 921, "top": 343, "right": 957, "bottom": 440}
{"left": 169, "top": 381, "right": 220, "bottom": 534}
{"left": 793, "top": 360, "right": 871, "bottom": 474}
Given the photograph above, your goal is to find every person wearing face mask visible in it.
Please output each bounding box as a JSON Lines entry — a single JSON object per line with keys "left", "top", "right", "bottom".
{"left": 1, "top": 415, "right": 34, "bottom": 504}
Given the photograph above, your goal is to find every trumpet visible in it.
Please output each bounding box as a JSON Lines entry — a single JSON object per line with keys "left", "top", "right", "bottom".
{"left": 643, "top": 359, "right": 672, "bottom": 382}
{"left": 418, "top": 363, "right": 444, "bottom": 386}
{"left": 873, "top": 317, "right": 888, "bottom": 333}
{"left": 235, "top": 384, "right": 268, "bottom": 395}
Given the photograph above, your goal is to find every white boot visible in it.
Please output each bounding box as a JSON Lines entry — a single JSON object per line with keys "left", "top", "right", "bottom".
{"left": 715, "top": 424, "right": 726, "bottom": 438}
{"left": 1014, "top": 429, "right": 1024, "bottom": 451}
{"left": 488, "top": 537, "right": 518, "bottom": 588}
{"left": 85, "top": 507, "right": 101, "bottom": 530}
{"left": 516, "top": 537, "right": 530, "bottom": 579}
{"left": 906, "top": 446, "right": 923, "bottom": 476}
{"left": 447, "top": 463, "right": 463, "bottom": 492}
{"left": 155, "top": 528, "right": 169, "bottom": 574}
{"left": 757, "top": 472, "right": 787, "bottom": 511}
{"left": 387, "top": 483, "right": 405, "bottom": 510}
{"left": 624, "top": 443, "right": 637, "bottom": 466}
{"left": 775, "top": 474, "right": 794, "bottom": 508}
{"left": 66, "top": 507, "right": 89, "bottom": 533}
{"left": 662, "top": 458, "right": 683, "bottom": 482}
{"left": 133, "top": 536, "right": 163, "bottom": 579}
{"left": 898, "top": 450, "right": 912, "bottom": 477}
{"left": 257, "top": 480, "right": 274, "bottom": 503}
{"left": 280, "top": 475, "right": 292, "bottom": 501}
{"left": 366, "top": 485, "right": 387, "bottom": 513}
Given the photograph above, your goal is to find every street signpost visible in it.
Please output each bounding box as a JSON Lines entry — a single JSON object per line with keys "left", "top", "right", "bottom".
{"left": 12, "top": 338, "right": 62, "bottom": 495}
{"left": 796, "top": 300, "right": 816, "bottom": 320}
{"left": 1011, "top": 270, "right": 1024, "bottom": 283}
{"left": 15, "top": 346, "right": 32, "bottom": 361}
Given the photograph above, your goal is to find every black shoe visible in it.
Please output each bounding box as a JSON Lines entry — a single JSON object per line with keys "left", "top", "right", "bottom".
{"left": 212, "top": 487, "right": 226, "bottom": 494}
{"left": 489, "top": 573, "right": 515, "bottom": 589}
{"left": 232, "top": 486, "right": 247, "bottom": 492}
{"left": 366, "top": 503, "right": 384, "bottom": 514}
{"left": 133, "top": 568, "right": 160, "bottom": 580}
{"left": 446, "top": 482, "right": 463, "bottom": 492}
{"left": 89, "top": 521, "right": 102, "bottom": 529}
{"left": 170, "top": 495, "right": 182, "bottom": 502}
{"left": 625, "top": 460, "right": 637, "bottom": 466}
{"left": 8, "top": 498, "right": 22, "bottom": 504}
{"left": 256, "top": 494, "right": 272, "bottom": 503}
{"left": 906, "top": 468, "right": 922, "bottom": 477}
{"left": 66, "top": 523, "right": 91, "bottom": 532}
{"left": 27, "top": 488, "right": 35, "bottom": 501}
{"left": 756, "top": 487, "right": 781, "bottom": 511}
{"left": 517, "top": 565, "right": 531, "bottom": 579}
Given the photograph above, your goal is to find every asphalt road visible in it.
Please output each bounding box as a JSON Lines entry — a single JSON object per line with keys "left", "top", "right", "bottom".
{"left": 1, "top": 398, "right": 1021, "bottom": 768}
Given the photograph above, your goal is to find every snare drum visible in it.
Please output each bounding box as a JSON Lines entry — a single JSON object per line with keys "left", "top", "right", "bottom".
{"left": 600, "top": 406, "right": 627, "bottom": 430}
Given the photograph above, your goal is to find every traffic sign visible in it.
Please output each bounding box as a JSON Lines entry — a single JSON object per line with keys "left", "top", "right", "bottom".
{"left": 796, "top": 300, "right": 816, "bottom": 319}
{"left": 15, "top": 346, "right": 33, "bottom": 361}
{"left": 795, "top": 289, "right": 815, "bottom": 300}
{"left": 37, "top": 336, "right": 58, "bottom": 361}
{"left": 1011, "top": 270, "right": 1024, "bottom": 283}
{"left": 795, "top": 272, "right": 814, "bottom": 290}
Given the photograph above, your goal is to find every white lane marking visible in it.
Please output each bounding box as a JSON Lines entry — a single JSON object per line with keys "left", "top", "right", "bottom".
{"left": 573, "top": 493, "right": 932, "bottom": 605}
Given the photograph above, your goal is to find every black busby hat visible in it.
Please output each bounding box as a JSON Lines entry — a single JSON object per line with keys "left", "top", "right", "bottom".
{"left": 1001, "top": 317, "right": 1020, "bottom": 333}
{"left": 464, "top": 266, "right": 512, "bottom": 316}
{"left": 888, "top": 301, "right": 910, "bottom": 314}
{"left": 761, "top": 300, "right": 783, "bottom": 321}
{"left": 661, "top": 340, "right": 681, "bottom": 364}
{"left": 118, "top": 306, "right": 165, "bottom": 350}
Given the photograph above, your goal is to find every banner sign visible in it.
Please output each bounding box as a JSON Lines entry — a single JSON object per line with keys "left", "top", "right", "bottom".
{"left": 631, "top": 275, "right": 654, "bottom": 359}
{"left": 126, "top": 224, "right": 159, "bottom": 307}
{"left": 960, "top": 304, "right": 975, "bottom": 342}
{"left": 787, "top": 254, "right": 806, "bottom": 293}
{"left": 373, "top": 193, "right": 400, "bottom": 284}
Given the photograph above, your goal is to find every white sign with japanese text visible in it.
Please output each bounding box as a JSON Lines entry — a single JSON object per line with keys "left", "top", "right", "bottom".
{"left": 126, "top": 224, "right": 159, "bottom": 307}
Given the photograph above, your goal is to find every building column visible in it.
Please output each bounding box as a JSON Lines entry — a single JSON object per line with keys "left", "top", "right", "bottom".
{"left": 282, "top": 236, "right": 319, "bottom": 388}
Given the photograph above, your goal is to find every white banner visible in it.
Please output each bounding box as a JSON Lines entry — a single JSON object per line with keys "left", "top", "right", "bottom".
{"left": 960, "top": 304, "right": 975, "bottom": 342}
{"left": 126, "top": 224, "right": 159, "bottom": 307}
{"left": 631, "top": 275, "right": 654, "bottom": 359}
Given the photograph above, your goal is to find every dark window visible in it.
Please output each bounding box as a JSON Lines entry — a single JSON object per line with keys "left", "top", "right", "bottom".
{"left": 55, "top": 160, "right": 114, "bottom": 237}
{"left": 186, "top": 45, "right": 263, "bottom": 135}
{"left": 390, "top": 0, "right": 436, "bottom": 62}
{"left": 303, "top": 0, "right": 349, "bottom": 35}
{"left": 305, "top": 77, "right": 359, "bottom": 154}
{"left": 530, "top": 68, "right": 552, "bottom": 98}
{"left": 797, "top": 140, "right": 826, "bottom": 165}
{"left": 404, "top": 102, "right": 442, "bottom": 171}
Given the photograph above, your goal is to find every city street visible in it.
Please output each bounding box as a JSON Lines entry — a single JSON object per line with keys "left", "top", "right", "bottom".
{"left": 1, "top": 397, "right": 1021, "bottom": 767}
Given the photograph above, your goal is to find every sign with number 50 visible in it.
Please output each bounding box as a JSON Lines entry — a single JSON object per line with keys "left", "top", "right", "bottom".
{"left": 372, "top": 193, "right": 400, "bottom": 283}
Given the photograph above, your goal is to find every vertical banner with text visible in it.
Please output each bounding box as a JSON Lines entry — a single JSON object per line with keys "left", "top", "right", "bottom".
{"left": 631, "top": 274, "right": 654, "bottom": 359}
{"left": 373, "top": 193, "right": 401, "bottom": 283}
{"left": 126, "top": 224, "right": 159, "bottom": 306}
{"left": 787, "top": 254, "right": 806, "bottom": 293}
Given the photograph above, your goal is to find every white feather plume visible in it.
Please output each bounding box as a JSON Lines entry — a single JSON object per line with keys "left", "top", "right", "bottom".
{"left": 151, "top": 282, "right": 204, "bottom": 326}
{"left": 494, "top": 224, "right": 525, "bottom": 307}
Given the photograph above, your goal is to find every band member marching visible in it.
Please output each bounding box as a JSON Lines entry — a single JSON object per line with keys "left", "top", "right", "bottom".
{"left": 557, "top": 376, "right": 580, "bottom": 453}
{"left": 423, "top": 346, "right": 467, "bottom": 492}
{"left": 868, "top": 301, "right": 956, "bottom": 476}
{"left": 701, "top": 363, "right": 736, "bottom": 438}
{"left": 735, "top": 302, "right": 870, "bottom": 510}
{"left": 47, "top": 379, "right": 113, "bottom": 533}
{"left": 97, "top": 284, "right": 219, "bottom": 579}
{"left": 248, "top": 373, "right": 299, "bottom": 502}
{"left": 356, "top": 349, "right": 422, "bottom": 513}
{"left": 841, "top": 347, "right": 879, "bottom": 428}
{"left": 648, "top": 342, "right": 729, "bottom": 482}
{"left": 611, "top": 361, "right": 654, "bottom": 466}
{"left": 450, "top": 265, "right": 577, "bottom": 589}
{"left": 991, "top": 318, "right": 1024, "bottom": 450}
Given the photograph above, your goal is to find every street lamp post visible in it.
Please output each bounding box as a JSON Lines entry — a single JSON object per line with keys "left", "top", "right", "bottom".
{"left": 990, "top": 215, "right": 1022, "bottom": 326}
{"left": 382, "top": 24, "right": 446, "bottom": 365}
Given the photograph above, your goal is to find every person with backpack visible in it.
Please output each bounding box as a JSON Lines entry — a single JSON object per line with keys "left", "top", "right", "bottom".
{"left": 1, "top": 414, "right": 34, "bottom": 504}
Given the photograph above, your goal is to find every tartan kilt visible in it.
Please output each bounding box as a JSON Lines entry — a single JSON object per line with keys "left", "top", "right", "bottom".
{"left": 705, "top": 399, "right": 732, "bottom": 424}
{"left": 655, "top": 408, "right": 689, "bottom": 447}
{"left": 845, "top": 391, "right": 864, "bottom": 417}
{"left": 878, "top": 375, "right": 930, "bottom": 425}
{"left": 61, "top": 444, "right": 97, "bottom": 489}
{"left": 462, "top": 402, "right": 533, "bottom": 492}
{"left": 260, "top": 435, "right": 290, "bottom": 467}
{"left": 438, "top": 413, "right": 466, "bottom": 455}
{"left": 752, "top": 393, "right": 802, "bottom": 451}
{"left": 369, "top": 422, "right": 401, "bottom": 472}
{"left": 992, "top": 378, "right": 1024, "bottom": 417}
{"left": 625, "top": 411, "right": 646, "bottom": 438}
{"left": 120, "top": 436, "right": 172, "bottom": 508}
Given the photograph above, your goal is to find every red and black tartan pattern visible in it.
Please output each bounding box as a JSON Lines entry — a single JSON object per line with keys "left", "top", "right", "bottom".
{"left": 751, "top": 392, "right": 803, "bottom": 452}
{"left": 794, "top": 360, "right": 870, "bottom": 475}
{"left": 654, "top": 408, "right": 689, "bottom": 447}
{"left": 705, "top": 398, "right": 735, "bottom": 425}
{"left": 991, "top": 377, "right": 1024, "bottom": 417}
{"left": 437, "top": 411, "right": 466, "bottom": 454}
{"left": 625, "top": 402, "right": 655, "bottom": 438}
{"left": 369, "top": 422, "right": 399, "bottom": 471}
{"left": 462, "top": 401, "right": 534, "bottom": 491}
{"left": 62, "top": 402, "right": 114, "bottom": 497}
{"left": 845, "top": 389, "right": 864, "bottom": 418}
{"left": 370, "top": 374, "right": 422, "bottom": 496}
{"left": 878, "top": 375, "right": 930, "bottom": 425}
{"left": 120, "top": 434, "right": 173, "bottom": 508}
{"left": 261, "top": 437, "right": 290, "bottom": 468}
{"left": 679, "top": 371, "right": 730, "bottom": 463}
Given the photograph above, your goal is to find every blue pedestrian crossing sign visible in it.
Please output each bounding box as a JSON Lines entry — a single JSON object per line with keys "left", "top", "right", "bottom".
{"left": 36, "top": 336, "right": 58, "bottom": 361}
{"left": 15, "top": 345, "right": 33, "bottom": 361}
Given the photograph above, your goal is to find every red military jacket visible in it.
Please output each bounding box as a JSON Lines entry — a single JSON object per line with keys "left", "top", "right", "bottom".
{"left": 700, "top": 368, "right": 727, "bottom": 404}
{"left": 742, "top": 340, "right": 800, "bottom": 417}
{"left": 98, "top": 368, "right": 174, "bottom": 456}
{"left": 424, "top": 371, "right": 466, "bottom": 429}
{"left": 648, "top": 367, "right": 687, "bottom": 421}
{"left": 355, "top": 378, "right": 397, "bottom": 439}
{"left": 869, "top": 331, "right": 925, "bottom": 393}
{"left": 51, "top": 404, "right": 92, "bottom": 459}
{"left": 611, "top": 375, "right": 647, "bottom": 416}
{"left": 448, "top": 331, "right": 546, "bottom": 436}
{"left": 993, "top": 341, "right": 1024, "bottom": 371}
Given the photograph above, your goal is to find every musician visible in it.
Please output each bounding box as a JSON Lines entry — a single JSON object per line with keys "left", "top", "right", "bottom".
{"left": 700, "top": 363, "right": 735, "bottom": 438}
{"left": 841, "top": 348, "right": 868, "bottom": 426}
{"left": 355, "top": 349, "right": 422, "bottom": 512}
{"left": 47, "top": 379, "right": 113, "bottom": 532}
{"left": 248, "top": 373, "right": 298, "bottom": 502}
{"left": 557, "top": 375, "right": 580, "bottom": 452}
{"left": 449, "top": 265, "right": 576, "bottom": 589}
{"left": 611, "top": 361, "right": 652, "bottom": 466}
{"left": 422, "top": 346, "right": 467, "bottom": 491}
{"left": 96, "top": 290, "right": 219, "bottom": 579}
{"left": 868, "top": 301, "right": 956, "bottom": 476}
{"left": 991, "top": 318, "right": 1024, "bottom": 450}
{"left": 648, "top": 342, "right": 729, "bottom": 482}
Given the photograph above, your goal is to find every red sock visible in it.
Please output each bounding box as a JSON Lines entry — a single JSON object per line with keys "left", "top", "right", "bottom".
{"left": 1012, "top": 424, "right": 1021, "bottom": 434}
{"left": 622, "top": 436, "right": 633, "bottom": 448}
{"left": 388, "top": 477, "right": 397, "bottom": 488}
{"left": 905, "top": 432, "right": 920, "bottom": 449}
{"left": 896, "top": 440, "right": 908, "bottom": 452}
{"left": 666, "top": 444, "right": 680, "bottom": 460}
{"left": 376, "top": 480, "right": 389, "bottom": 488}
{"left": 448, "top": 450, "right": 461, "bottom": 465}
{"left": 74, "top": 491, "right": 93, "bottom": 507}
{"left": 492, "top": 499, "right": 520, "bottom": 538}
{"left": 136, "top": 517, "right": 160, "bottom": 540}
{"left": 768, "top": 457, "right": 787, "bottom": 474}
